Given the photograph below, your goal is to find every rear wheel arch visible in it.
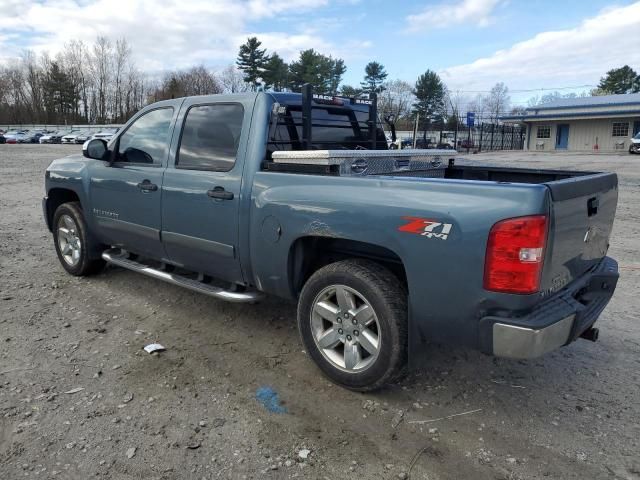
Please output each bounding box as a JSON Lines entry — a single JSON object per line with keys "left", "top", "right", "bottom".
{"left": 287, "top": 236, "right": 408, "bottom": 297}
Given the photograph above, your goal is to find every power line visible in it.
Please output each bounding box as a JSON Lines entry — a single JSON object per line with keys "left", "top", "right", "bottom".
{"left": 447, "top": 84, "right": 597, "bottom": 94}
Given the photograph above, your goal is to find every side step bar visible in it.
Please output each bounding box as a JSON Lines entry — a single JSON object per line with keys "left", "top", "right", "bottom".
{"left": 101, "top": 249, "right": 263, "bottom": 303}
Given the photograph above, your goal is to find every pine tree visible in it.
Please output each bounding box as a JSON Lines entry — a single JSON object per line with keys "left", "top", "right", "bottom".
{"left": 262, "top": 53, "right": 288, "bottom": 91}
{"left": 329, "top": 59, "right": 346, "bottom": 95}
{"left": 598, "top": 65, "right": 640, "bottom": 94}
{"left": 236, "top": 37, "right": 268, "bottom": 90}
{"left": 340, "top": 85, "right": 362, "bottom": 97}
{"left": 360, "top": 61, "right": 388, "bottom": 94}
{"left": 288, "top": 49, "right": 346, "bottom": 94}
{"left": 413, "top": 70, "right": 446, "bottom": 132}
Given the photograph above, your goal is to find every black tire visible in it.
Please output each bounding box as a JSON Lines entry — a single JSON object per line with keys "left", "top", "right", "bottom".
{"left": 52, "top": 202, "right": 105, "bottom": 276}
{"left": 297, "top": 259, "right": 408, "bottom": 392}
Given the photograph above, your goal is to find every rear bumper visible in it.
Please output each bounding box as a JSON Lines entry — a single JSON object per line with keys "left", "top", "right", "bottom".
{"left": 480, "top": 256, "right": 619, "bottom": 359}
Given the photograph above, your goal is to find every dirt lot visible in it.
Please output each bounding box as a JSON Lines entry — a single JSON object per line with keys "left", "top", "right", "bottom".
{"left": 1, "top": 145, "right": 639, "bottom": 480}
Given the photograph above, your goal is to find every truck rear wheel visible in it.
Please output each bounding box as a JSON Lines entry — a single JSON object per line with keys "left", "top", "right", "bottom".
{"left": 297, "top": 259, "right": 407, "bottom": 391}
{"left": 53, "top": 202, "right": 105, "bottom": 276}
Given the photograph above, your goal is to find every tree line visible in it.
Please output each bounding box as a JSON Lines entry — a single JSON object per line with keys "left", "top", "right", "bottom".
{"left": 1, "top": 34, "right": 638, "bottom": 130}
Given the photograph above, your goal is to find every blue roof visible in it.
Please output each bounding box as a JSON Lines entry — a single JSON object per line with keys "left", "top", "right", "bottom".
{"left": 529, "top": 93, "right": 640, "bottom": 111}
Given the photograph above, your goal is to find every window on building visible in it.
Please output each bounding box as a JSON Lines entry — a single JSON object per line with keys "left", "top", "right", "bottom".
{"left": 177, "top": 104, "right": 244, "bottom": 172}
{"left": 536, "top": 126, "right": 551, "bottom": 139}
{"left": 612, "top": 122, "right": 629, "bottom": 137}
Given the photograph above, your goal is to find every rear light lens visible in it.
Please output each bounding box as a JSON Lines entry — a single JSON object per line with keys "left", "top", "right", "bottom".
{"left": 484, "top": 215, "right": 548, "bottom": 294}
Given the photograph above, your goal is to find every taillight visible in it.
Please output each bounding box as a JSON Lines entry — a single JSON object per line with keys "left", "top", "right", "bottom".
{"left": 484, "top": 215, "right": 548, "bottom": 294}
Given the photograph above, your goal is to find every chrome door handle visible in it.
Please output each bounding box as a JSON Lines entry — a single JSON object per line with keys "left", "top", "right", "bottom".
{"left": 137, "top": 180, "right": 158, "bottom": 192}
{"left": 207, "top": 187, "right": 234, "bottom": 200}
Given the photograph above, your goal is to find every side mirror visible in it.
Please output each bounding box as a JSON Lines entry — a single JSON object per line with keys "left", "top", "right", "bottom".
{"left": 83, "top": 138, "right": 108, "bottom": 160}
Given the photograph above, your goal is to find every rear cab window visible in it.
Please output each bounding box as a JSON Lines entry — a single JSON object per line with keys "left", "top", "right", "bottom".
{"left": 267, "top": 102, "right": 387, "bottom": 159}
{"left": 177, "top": 104, "right": 244, "bottom": 172}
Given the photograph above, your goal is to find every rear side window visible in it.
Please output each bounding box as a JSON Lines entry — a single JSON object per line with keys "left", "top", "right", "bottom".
{"left": 177, "top": 104, "right": 244, "bottom": 171}
{"left": 117, "top": 107, "right": 174, "bottom": 165}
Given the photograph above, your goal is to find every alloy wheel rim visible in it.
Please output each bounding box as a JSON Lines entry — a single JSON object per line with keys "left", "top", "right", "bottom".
{"left": 57, "top": 214, "right": 82, "bottom": 267}
{"left": 310, "top": 284, "right": 381, "bottom": 373}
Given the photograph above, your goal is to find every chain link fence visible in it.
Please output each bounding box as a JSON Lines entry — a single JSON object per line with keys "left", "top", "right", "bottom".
{"left": 396, "top": 123, "right": 526, "bottom": 152}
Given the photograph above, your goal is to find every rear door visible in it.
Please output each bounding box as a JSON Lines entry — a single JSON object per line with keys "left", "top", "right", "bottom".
{"left": 161, "top": 98, "right": 250, "bottom": 283}
{"left": 88, "top": 103, "right": 179, "bottom": 258}
{"left": 541, "top": 173, "right": 618, "bottom": 293}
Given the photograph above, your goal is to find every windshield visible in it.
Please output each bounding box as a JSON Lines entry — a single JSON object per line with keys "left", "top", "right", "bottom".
{"left": 634, "top": 132, "right": 640, "bottom": 140}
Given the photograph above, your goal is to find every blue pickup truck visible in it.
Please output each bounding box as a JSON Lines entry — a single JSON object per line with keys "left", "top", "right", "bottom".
{"left": 43, "top": 86, "right": 619, "bottom": 391}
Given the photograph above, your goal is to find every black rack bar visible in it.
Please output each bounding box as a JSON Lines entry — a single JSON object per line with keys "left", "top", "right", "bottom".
{"left": 301, "top": 83, "right": 312, "bottom": 150}
{"left": 369, "top": 92, "right": 377, "bottom": 150}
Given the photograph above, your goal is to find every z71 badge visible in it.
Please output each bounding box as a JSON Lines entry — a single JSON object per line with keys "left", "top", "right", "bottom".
{"left": 398, "top": 217, "right": 452, "bottom": 240}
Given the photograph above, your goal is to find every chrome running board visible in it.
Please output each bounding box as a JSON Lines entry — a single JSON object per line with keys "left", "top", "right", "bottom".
{"left": 101, "top": 249, "right": 263, "bottom": 303}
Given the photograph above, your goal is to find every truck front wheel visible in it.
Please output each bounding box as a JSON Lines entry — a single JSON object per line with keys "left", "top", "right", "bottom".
{"left": 297, "top": 259, "right": 408, "bottom": 391}
{"left": 52, "top": 202, "right": 105, "bottom": 276}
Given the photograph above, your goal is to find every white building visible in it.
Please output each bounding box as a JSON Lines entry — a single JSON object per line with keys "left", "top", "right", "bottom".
{"left": 502, "top": 93, "right": 640, "bottom": 153}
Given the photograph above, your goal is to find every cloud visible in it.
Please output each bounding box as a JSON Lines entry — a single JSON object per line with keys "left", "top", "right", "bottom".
{"left": 0, "top": 0, "right": 345, "bottom": 71}
{"left": 439, "top": 2, "right": 640, "bottom": 92}
{"left": 406, "top": 0, "right": 502, "bottom": 32}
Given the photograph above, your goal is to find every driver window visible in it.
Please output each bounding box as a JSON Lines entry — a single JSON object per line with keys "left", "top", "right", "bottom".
{"left": 117, "top": 108, "right": 174, "bottom": 165}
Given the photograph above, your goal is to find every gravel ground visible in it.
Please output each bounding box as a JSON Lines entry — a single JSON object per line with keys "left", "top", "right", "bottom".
{"left": 1, "top": 145, "right": 639, "bottom": 480}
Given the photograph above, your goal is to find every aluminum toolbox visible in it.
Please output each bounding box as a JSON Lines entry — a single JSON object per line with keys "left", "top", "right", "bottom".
{"left": 271, "top": 149, "right": 455, "bottom": 177}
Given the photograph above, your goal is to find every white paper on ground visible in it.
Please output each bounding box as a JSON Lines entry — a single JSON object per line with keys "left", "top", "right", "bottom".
{"left": 143, "top": 343, "right": 166, "bottom": 354}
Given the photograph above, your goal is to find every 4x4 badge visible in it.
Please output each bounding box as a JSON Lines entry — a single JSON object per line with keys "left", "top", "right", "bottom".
{"left": 398, "top": 217, "right": 452, "bottom": 240}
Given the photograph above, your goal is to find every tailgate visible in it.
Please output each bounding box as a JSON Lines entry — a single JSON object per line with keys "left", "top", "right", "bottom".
{"left": 541, "top": 173, "right": 618, "bottom": 294}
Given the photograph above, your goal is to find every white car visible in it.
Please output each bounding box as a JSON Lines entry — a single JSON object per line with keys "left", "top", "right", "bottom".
{"left": 61, "top": 130, "right": 83, "bottom": 144}
{"left": 90, "top": 128, "right": 119, "bottom": 142}
{"left": 630, "top": 132, "right": 640, "bottom": 154}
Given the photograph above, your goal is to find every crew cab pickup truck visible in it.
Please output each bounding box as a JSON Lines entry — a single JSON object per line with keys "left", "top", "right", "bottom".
{"left": 43, "top": 86, "right": 619, "bottom": 391}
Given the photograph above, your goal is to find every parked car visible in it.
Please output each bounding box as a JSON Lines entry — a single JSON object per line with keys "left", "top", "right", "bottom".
{"left": 4, "top": 130, "right": 29, "bottom": 143}
{"left": 458, "top": 139, "right": 475, "bottom": 149}
{"left": 75, "top": 130, "right": 97, "bottom": 144}
{"left": 43, "top": 89, "right": 619, "bottom": 391}
{"left": 40, "top": 131, "right": 68, "bottom": 144}
{"left": 20, "top": 130, "right": 46, "bottom": 143}
{"left": 630, "top": 132, "right": 640, "bottom": 154}
{"left": 17, "top": 131, "right": 33, "bottom": 143}
{"left": 61, "top": 130, "right": 83, "bottom": 144}
{"left": 90, "top": 128, "right": 119, "bottom": 143}
{"left": 40, "top": 131, "right": 61, "bottom": 144}
{"left": 3, "top": 131, "right": 20, "bottom": 144}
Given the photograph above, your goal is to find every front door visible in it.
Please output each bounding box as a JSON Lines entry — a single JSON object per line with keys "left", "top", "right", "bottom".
{"left": 89, "top": 104, "right": 178, "bottom": 259}
{"left": 161, "top": 100, "right": 248, "bottom": 284}
{"left": 556, "top": 124, "right": 569, "bottom": 149}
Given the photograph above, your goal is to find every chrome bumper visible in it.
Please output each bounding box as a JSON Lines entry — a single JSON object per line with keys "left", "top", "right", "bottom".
{"left": 480, "top": 257, "right": 618, "bottom": 360}
{"left": 492, "top": 315, "right": 574, "bottom": 359}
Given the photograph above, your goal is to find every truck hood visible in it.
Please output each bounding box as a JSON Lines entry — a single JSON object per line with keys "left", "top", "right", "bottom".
{"left": 47, "top": 153, "right": 92, "bottom": 175}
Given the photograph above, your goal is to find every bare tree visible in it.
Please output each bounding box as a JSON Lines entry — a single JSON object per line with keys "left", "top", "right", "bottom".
{"left": 377, "top": 79, "right": 414, "bottom": 130}
{"left": 219, "top": 65, "right": 251, "bottom": 94}
{"left": 467, "top": 93, "right": 487, "bottom": 124}
{"left": 485, "top": 82, "right": 510, "bottom": 123}
{"left": 21, "top": 51, "right": 43, "bottom": 120}
{"left": 90, "top": 36, "right": 113, "bottom": 122}
{"left": 113, "top": 38, "right": 131, "bottom": 122}
{"left": 64, "top": 40, "right": 90, "bottom": 122}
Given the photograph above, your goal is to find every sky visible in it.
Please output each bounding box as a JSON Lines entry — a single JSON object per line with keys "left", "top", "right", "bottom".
{"left": 1, "top": 0, "right": 640, "bottom": 106}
